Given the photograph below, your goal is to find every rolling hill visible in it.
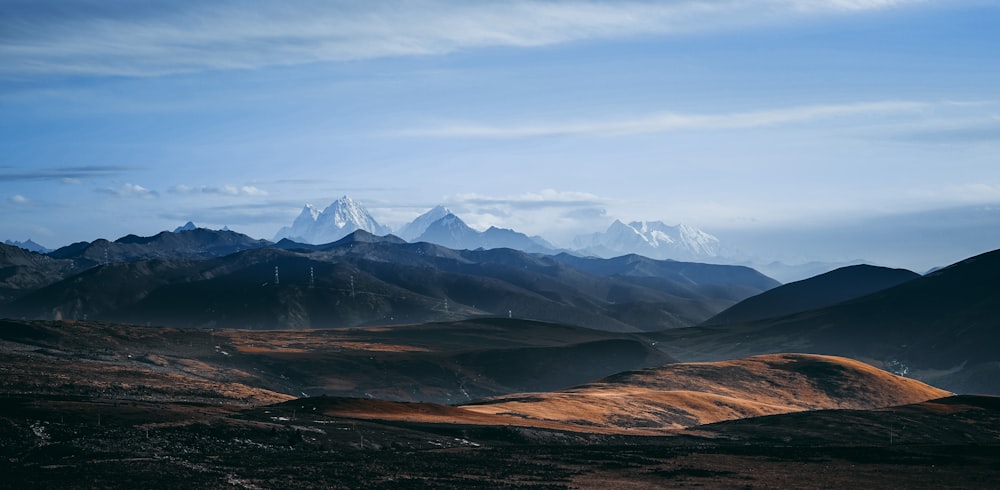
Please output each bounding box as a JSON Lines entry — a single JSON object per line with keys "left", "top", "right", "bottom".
{"left": 702, "top": 263, "right": 920, "bottom": 325}
{"left": 655, "top": 247, "right": 1000, "bottom": 394}
{"left": 459, "top": 353, "right": 948, "bottom": 432}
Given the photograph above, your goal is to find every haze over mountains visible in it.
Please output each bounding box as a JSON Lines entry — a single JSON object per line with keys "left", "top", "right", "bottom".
{"left": 269, "top": 196, "right": 724, "bottom": 263}
{"left": 6, "top": 195, "right": 946, "bottom": 282}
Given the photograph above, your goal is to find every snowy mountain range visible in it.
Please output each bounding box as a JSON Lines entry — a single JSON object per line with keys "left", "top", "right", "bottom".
{"left": 273, "top": 196, "right": 391, "bottom": 244}
{"left": 273, "top": 197, "right": 720, "bottom": 261}
{"left": 414, "top": 212, "right": 555, "bottom": 253}
{"left": 573, "top": 220, "right": 721, "bottom": 261}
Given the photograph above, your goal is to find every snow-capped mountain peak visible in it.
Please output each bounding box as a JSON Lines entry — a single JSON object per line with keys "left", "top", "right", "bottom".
{"left": 273, "top": 196, "right": 389, "bottom": 244}
{"left": 396, "top": 204, "right": 452, "bottom": 241}
{"left": 573, "top": 219, "right": 720, "bottom": 260}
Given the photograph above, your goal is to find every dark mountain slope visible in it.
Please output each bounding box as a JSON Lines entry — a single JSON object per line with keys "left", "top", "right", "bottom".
{"left": 655, "top": 248, "right": 1000, "bottom": 393}
{"left": 47, "top": 228, "right": 271, "bottom": 267}
{"left": 3, "top": 238, "right": 776, "bottom": 331}
{"left": 0, "top": 243, "right": 80, "bottom": 304}
{"left": 553, "top": 253, "right": 779, "bottom": 300}
{"left": 703, "top": 264, "right": 919, "bottom": 325}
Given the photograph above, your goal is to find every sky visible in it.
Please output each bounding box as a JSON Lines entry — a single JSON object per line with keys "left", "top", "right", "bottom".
{"left": 2, "top": 0, "right": 1000, "bottom": 272}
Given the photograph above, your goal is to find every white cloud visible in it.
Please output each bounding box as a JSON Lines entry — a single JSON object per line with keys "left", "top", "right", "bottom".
{"left": 8, "top": 194, "right": 30, "bottom": 205}
{"left": 97, "top": 183, "right": 158, "bottom": 199}
{"left": 0, "top": 0, "right": 934, "bottom": 77}
{"left": 402, "top": 101, "right": 930, "bottom": 138}
{"left": 171, "top": 184, "right": 268, "bottom": 197}
{"left": 440, "top": 189, "right": 612, "bottom": 244}
{"left": 449, "top": 189, "right": 606, "bottom": 209}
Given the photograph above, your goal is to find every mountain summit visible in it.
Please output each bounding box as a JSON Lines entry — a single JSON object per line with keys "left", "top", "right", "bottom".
{"left": 274, "top": 196, "right": 390, "bottom": 244}
{"left": 573, "top": 220, "right": 720, "bottom": 261}
{"left": 396, "top": 205, "right": 452, "bottom": 241}
{"left": 412, "top": 213, "right": 555, "bottom": 253}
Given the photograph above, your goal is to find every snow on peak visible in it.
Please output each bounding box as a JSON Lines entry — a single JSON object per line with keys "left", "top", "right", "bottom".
{"left": 397, "top": 205, "right": 453, "bottom": 241}
{"left": 573, "top": 219, "right": 720, "bottom": 260}
{"left": 273, "top": 197, "right": 389, "bottom": 244}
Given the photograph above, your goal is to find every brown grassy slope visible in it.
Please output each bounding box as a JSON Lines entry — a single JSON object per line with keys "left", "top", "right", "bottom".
{"left": 0, "top": 318, "right": 672, "bottom": 404}
{"left": 0, "top": 320, "right": 294, "bottom": 405}
{"left": 460, "top": 354, "right": 950, "bottom": 432}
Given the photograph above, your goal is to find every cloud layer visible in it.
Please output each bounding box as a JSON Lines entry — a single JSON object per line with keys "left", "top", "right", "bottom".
{"left": 96, "top": 183, "right": 158, "bottom": 199}
{"left": 0, "top": 0, "right": 932, "bottom": 77}
{"left": 171, "top": 184, "right": 268, "bottom": 197}
{"left": 398, "top": 101, "right": 932, "bottom": 138}
{"left": 0, "top": 165, "right": 135, "bottom": 182}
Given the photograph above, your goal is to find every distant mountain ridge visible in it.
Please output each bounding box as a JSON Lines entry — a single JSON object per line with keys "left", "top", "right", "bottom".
{"left": 574, "top": 219, "right": 721, "bottom": 261}
{"left": 414, "top": 213, "right": 555, "bottom": 253}
{"left": 396, "top": 205, "right": 451, "bottom": 241}
{"left": 269, "top": 198, "right": 723, "bottom": 261}
{"left": 3, "top": 239, "right": 51, "bottom": 254}
{"left": 1, "top": 230, "right": 778, "bottom": 332}
{"left": 48, "top": 227, "right": 272, "bottom": 267}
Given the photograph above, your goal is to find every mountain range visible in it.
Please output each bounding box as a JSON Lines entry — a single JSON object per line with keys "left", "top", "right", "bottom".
{"left": 574, "top": 219, "right": 721, "bottom": 261}
{"left": 0, "top": 228, "right": 777, "bottom": 331}
{"left": 3, "top": 229, "right": 999, "bottom": 486}
{"left": 268, "top": 196, "right": 721, "bottom": 262}
{"left": 1, "top": 196, "right": 869, "bottom": 281}
{"left": 3, "top": 239, "right": 51, "bottom": 254}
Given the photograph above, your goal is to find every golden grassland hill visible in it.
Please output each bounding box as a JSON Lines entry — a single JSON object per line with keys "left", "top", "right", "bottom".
{"left": 303, "top": 354, "right": 949, "bottom": 435}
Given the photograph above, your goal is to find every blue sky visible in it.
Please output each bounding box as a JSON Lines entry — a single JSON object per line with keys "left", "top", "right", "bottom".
{"left": 2, "top": 0, "right": 1000, "bottom": 271}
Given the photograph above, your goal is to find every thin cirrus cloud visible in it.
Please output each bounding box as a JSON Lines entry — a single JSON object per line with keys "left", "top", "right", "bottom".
{"left": 170, "top": 184, "right": 268, "bottom": 197}
{"left": 0, "top": 0, "right": 932, "bottom": 77}
{"left": 96, "top": 183, "right": 158, "bottom": 199}
{"left": 447, "top": 190, "right": 607, "bottom": 210}
{"left": 399, "top": 101, "right": 932, "bottom": 138}
{"left": 0, "top": 165, "right": 136, "bottom": 182}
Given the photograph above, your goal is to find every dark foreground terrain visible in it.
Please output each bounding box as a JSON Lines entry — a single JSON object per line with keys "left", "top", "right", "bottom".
{"left": 2, "top": 394, "right": 998, "bottom": 489}
{"left": 2, "top": 319, "right": 998, "bottom": 488}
